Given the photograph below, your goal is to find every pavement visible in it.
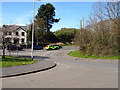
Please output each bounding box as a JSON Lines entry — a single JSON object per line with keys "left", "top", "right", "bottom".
{"left": 1, "top": 58, "right": 56, "bottom": 78}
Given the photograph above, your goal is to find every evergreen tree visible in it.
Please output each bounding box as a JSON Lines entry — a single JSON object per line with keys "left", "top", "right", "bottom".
{"left": 35, "top": 3, "right": 60, "bottom": 32}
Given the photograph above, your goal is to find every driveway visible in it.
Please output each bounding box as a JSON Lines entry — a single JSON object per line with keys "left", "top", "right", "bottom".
{"left": 2, "top": 46, "right": 118, "bottom": 88}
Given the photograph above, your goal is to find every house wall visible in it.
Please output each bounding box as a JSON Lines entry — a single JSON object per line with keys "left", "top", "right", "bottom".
{"left": 4, "top": 28, "right": 27, "bottom": 45}
{"left": 0, "top": 30, "right": 3, "bottom": 45}
{"left": 17, "top": 29, "right": 27, "bottom": 44}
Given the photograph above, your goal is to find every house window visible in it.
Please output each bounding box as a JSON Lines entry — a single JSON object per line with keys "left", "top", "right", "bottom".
{"left": 21, "top": 39, "right": 24, "bottom": 43}
{"left": 4, "top": 32, "right": 7, "bottom": 35}
{"left": 9, "top": 32, "right": 12, "bottom": 35}
{"left": 22, "top": 32, "right": 25, "bottom": 36}
{"left": 5, "top": 38, "right": 11, "bottom": 43}
{"left": 16, "top": 32, "right": 19, "bottom": 36}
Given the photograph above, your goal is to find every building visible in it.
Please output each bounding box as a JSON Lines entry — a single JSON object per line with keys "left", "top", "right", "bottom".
{"left": 0, "top": 28, "right": 3, "bottom": 45}
{"left": 2, "top": 25, "right": 28, "bottom": 45}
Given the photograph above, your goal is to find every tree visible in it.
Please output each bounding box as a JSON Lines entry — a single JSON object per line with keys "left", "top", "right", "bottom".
{"left": 27, "top": 24, "right": 32, "bottom": 43}
{"left": 34, "top": 18, "right": 46, "bottom": 45}
{"left": 55, "top": 28, "right": 78, "bottom": 44}
{"left": 74, "top": 1, "right": 119, "bottom": 56}
{"left": 2, "top": 35, "right": 5, "bottom": 58}
{"left": 44, "top": 31, "right": 58, "bottom": 43}
{"left": 35, "top": 3, "right": 60, "bottom": 32}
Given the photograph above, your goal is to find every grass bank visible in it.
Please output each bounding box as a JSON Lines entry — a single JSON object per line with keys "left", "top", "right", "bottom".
{"left": 0, "top": 56, "right": 36, "bottom": 67}
{"left": 68, "top": 50, "right": 119, "bottom": 60}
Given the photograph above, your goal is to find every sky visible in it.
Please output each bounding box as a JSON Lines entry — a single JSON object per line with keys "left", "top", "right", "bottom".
{"left": 1, "top": 2, "right": 96, "bottom": 31}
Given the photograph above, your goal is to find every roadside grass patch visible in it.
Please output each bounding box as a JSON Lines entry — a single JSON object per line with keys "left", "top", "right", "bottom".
{"left": 68, "top": 50, "right": 119, "bottom": 60}
{"left": 0, "top": 56, "right": 36, "bottom": 67}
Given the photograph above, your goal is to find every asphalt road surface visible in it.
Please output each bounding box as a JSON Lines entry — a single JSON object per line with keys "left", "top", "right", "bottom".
{"left": 2, "top": 46, "right": 118, "bottom": 88}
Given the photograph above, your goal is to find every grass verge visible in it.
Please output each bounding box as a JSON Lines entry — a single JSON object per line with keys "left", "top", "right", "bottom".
{"left": 0, "top": 56, "right": 36, "bottom": 67}
{"left": 68, "top": 50, "right": 119, "bottom": 60}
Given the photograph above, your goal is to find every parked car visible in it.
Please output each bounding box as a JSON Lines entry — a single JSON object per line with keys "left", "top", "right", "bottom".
{"left": 44, "top": 45, "right": 62, "bottom": 50}
{"left": 53, "top": 45, "right": 62, "bottom": 49}
{"left": 7, "top": 44, "right": 23, "bottom": 51}
{"left": 33, "top": 45, "right": 43, "bottom": 50}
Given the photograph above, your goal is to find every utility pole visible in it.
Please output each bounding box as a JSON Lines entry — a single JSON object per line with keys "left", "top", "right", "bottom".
{"left": 80, "top": 20, "right": 83, "bottom": 33}
{"left": 31, "top": 0, "right": 41, "bottom": 60}
{"left": 31, "top": 0, "right": 35, "bottom": 60}
{"left": 118, "top": 1, "right": 120, "bottom": 55}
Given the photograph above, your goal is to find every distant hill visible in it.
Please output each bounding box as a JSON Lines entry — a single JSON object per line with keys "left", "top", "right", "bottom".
{"left": 54, "top": 28, "right": 80, "bottom": 34}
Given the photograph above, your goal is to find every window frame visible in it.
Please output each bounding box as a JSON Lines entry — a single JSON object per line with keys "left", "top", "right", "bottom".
{"left": 22, "top": 32, "right": 25, "bottom": 36}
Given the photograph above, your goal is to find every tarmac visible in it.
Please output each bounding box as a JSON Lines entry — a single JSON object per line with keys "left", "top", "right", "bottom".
{"left": 1, "top": 58, "right": 56, "bottom": 78}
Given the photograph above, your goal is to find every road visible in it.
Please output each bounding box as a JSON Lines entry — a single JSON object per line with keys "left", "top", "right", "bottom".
{"left": 2, "top": 46, "right": 118, "bottom": 88}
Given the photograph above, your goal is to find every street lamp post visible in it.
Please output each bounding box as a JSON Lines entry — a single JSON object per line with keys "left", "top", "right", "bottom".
{"left": 31, "top": 0, "right": 41, "bottom": 60}
{"left": 31, "top": 0, "right": 35, "bottom": 60}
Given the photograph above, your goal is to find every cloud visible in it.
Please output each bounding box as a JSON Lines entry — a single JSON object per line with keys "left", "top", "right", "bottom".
{"left": 27, "top": 10, "right": 33, "bottom": 13}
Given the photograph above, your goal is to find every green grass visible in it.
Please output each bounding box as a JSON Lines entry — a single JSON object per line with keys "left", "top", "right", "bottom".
{"left": 68, "top": 50, "right": 119, "bottom": 60}
{"left": 0, "top": 56, "right": 36, "bottom": 67}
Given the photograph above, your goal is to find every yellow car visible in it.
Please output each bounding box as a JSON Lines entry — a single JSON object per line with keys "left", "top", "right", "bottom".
{"left": 45, "top": 45, "right": 60, "bottom": 50}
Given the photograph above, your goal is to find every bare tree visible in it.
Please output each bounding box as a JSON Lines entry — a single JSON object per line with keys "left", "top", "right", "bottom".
{"left": 74, "top": 0, "right": 119, "bottom": 56}
{"left": 1, "top": 22, "right": 16, "bottom": 58}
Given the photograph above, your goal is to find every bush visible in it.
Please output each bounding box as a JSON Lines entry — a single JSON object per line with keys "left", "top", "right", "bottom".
{"left": 55, "top": 28, "right": 78, "bottom": 44}
{"left": 74, "top": 23, "right": 119, "bottom": 56}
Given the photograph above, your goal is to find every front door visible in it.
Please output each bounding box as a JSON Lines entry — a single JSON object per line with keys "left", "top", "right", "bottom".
{"left": 14, "top": 38, "right": 19, "bottom": 44}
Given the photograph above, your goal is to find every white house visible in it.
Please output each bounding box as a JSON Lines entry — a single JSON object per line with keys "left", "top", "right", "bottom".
{"left": 2, "top": 25, "right": 28, "bottom": 45}
{"left": 0, "top": 28, "right": 3, "bottom": 45}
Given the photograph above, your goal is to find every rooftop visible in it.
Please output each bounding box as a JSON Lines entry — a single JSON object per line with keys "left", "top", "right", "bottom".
{"left": 2, "top": 25, "right": 28, "bottom": 32}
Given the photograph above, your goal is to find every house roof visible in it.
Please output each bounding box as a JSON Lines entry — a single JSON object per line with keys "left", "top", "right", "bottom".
{"left": 2, "top": 25, "right": 28, "bottom": 32}
{"left": 0, "top": 28, "right": 3, "bottom": 33}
